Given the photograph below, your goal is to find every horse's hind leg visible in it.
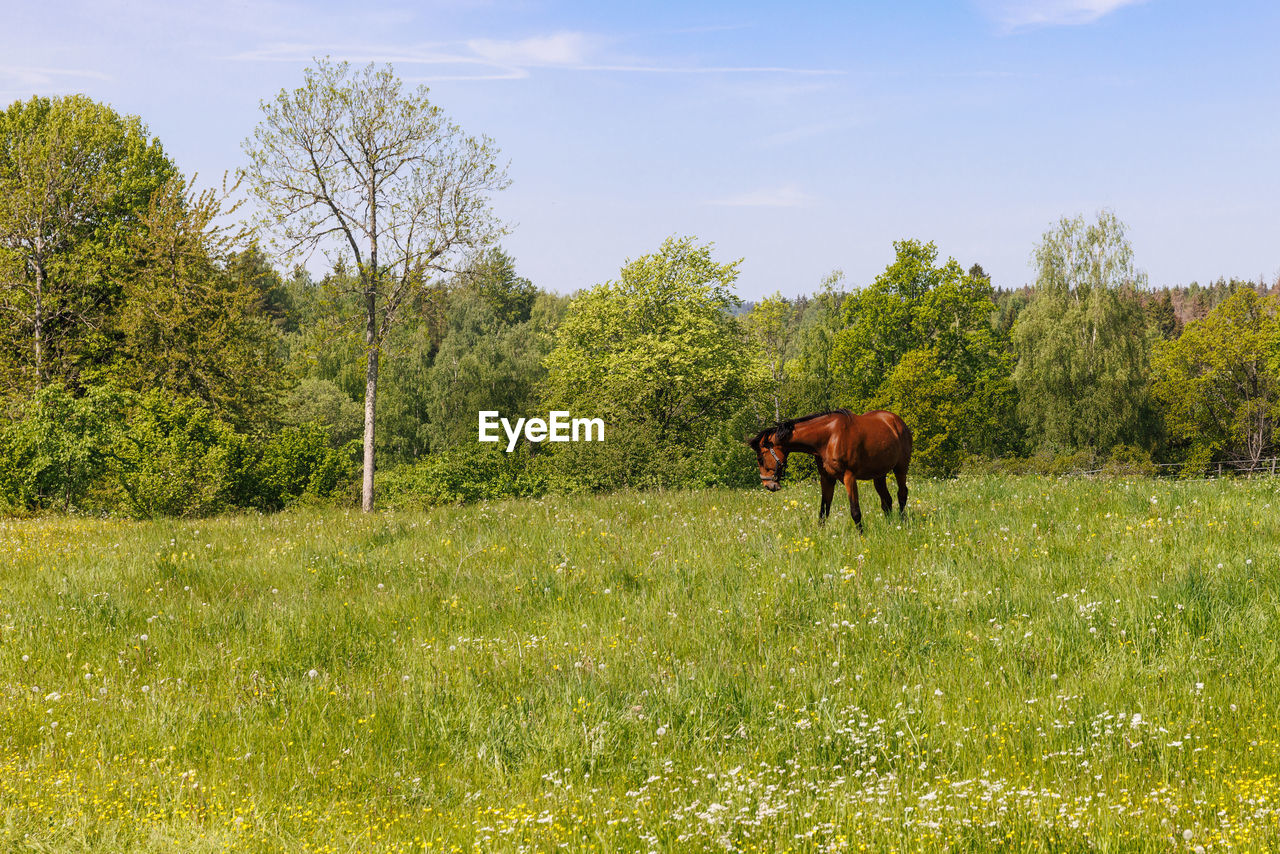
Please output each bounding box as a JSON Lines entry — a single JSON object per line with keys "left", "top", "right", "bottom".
{"left": 873, "top": 475, "right": 893, "bottom": 517}
{"left": 819, "top": 471, "right": 835, "bottom": 523}
{"left": 893, "top": 463, "right": 909, "bottom": 517}
{"left": 843, "top": 471, "right": 863, "bottom": 532}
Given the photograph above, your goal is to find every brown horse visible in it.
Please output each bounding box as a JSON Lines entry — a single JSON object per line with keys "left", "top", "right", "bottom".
{"left": 748, "top": 409, "right": 912, "bottom": 529}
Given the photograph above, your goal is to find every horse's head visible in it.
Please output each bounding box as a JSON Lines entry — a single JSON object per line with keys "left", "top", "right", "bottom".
{"left": 748, "top": 429, "right": 788, "bottom": 491}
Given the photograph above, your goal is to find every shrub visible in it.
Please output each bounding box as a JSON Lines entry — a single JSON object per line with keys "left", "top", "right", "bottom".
{"left": 378, "top": 444, "right": 550, "bottom": 508}
{"left": 245, "top": 426, "right": 359, "bottom": 510}
{"left": 1103, "top": 444, "right": 1158, "bottom": 477}
{"left": 0, "top": 385, "right": 122, "bottom": 511}
{"left": 111, "top": 392, "right": 245, "bottom": 518}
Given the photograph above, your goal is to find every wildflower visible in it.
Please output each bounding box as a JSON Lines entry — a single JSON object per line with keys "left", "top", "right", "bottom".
{"left": 656, "top": 725, "right": 667, "bottom": 737}
{"left": 139, "top": 634, "right": 148, "bottom": 642}
{"left": 307, "top": 669, "right": 318, "bottom": 679}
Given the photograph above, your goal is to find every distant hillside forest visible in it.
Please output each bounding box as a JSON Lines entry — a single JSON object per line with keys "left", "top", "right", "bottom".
{"left": 3, "top": 92, "right": 1279, "bottom": 517}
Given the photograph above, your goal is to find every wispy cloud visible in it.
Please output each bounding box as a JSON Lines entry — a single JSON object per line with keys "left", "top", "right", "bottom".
{"left": 978, "top": 0, "right": 1150, "bottom": 31}
{"left": 0, "top": 65, "right": 112, "bottom": 101}
{"left": 466, "top": 32, "right": 596, "bottom": 68}
{"left": 231, "top": 31, "right": 841, "bottom": 81}
{"left": 706, "top": 183, "right": 814, "bottom": 208}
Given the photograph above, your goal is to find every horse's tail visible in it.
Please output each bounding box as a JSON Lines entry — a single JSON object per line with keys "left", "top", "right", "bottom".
{"left": 898, "top": 417, "right": 914, "bottom": 468}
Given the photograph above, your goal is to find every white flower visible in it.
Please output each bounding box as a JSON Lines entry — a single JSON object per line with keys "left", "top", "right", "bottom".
{"left": 141, "top": 685, "right": 150, "bottom": 693}
{"left": 656, "top": 725, "right": 667, "bottom": 737}
{"left": 139, "top": 634, "right": 148, "bottom": 642}
{"left": 1182, "top": 829, "right": 1193, "bottom": 841}
{"left": 307, "top": 669, "right": 318, "bottom": 679}
{"left": 44, "top": 691, "right": 61, "bottom": 702}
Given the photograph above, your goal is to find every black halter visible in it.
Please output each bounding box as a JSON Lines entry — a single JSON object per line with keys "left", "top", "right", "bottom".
{"left": 761, "top": 445, "right": 786, "bottom": 486}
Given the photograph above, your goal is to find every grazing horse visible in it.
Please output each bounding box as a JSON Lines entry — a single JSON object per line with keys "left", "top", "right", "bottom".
{"left": 748, "top": 409, "right": 912, "bottom": 529}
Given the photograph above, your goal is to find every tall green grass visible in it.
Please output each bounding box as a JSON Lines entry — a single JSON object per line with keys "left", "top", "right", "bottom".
{"left": 2, "top": 475, "right": 1278, "bottom": 851}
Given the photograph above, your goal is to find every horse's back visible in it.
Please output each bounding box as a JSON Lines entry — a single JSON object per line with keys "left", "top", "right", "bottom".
{"left": 849, "top": 410, "right": 911, "bottom": 474}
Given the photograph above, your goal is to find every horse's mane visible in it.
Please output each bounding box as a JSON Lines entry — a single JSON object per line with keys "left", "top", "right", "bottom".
{"left": 749, "top": 408, "right": 853, "bottom": 449}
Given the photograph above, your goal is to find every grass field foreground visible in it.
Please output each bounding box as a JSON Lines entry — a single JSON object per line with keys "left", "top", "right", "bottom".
{"left": 2, "top": 475, "right": 1279, "bottom": 851}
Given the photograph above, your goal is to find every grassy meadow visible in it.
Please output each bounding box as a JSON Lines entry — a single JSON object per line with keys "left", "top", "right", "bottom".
{"left": 2, "top": 475, "right": 1279, "bottom": 852}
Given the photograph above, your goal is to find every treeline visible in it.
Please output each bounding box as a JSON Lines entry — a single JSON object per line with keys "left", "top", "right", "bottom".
{"left": 2, "top": 95, "right": 1278, "bottom": 516}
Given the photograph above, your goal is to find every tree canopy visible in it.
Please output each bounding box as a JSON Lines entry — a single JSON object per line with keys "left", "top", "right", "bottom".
{"left": 0, "top": 95, "right": 176, "bottom": 392}
{"left": 1012, "top": 211, "right": 1152, "bottom": 450}
{"left": 1152, "top": 289, "right": 1280, "bottom": 468}
{"left": 545, "top": 235, "right": 760, "bottom": 442}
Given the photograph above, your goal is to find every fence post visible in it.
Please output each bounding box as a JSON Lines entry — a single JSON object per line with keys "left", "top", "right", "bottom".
{"left": 1217, "top": 462, "right": 1223, "bottom": 478}
{"left": 1272, "top": 458, "right": 1276, "bottom": 476}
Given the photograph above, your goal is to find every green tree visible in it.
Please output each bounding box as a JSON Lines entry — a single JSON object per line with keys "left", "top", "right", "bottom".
{"left": 459, "top": 247, "right": 537, "bottom": 327}
{"left": 1152, "top": 290, "right": 1280, "bottom": 469}
{"left": 423, "top": 287, "right": 555, "bottom": 452}
{"left": 746, "top": 292, "right": 799, "bottom": 422}
{"left": 107, "top": 177, "right": 282, "bottom": 427}
{"left": 829, "top": 240, "right": 1017, "bottom": 459}
{"left": 227, "top": 245, "right": 298, "bottom": 333}
{"left": 1011, "top": 211, "right": 1153, "bottom": 451}
{"left": 0, "top": 95, "right": 176, "bottom": 392}
{"left": 243, "top": 58, "right": 509, "bottom": 511}
{"left": 877, "top": 349, "right": 963, "bottom": 476}
{"left": 785, "top": 271, "right": 848, "bottom": 416}
{"left": 544, "top": 235, "right": 759, "bottom": 451}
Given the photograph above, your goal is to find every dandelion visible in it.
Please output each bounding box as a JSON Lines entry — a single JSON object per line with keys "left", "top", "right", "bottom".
{"left": 656, "top": 725, "right": 667, "bottom": 737}
{"left": 307, "top": 669, "right": 318, "bottom": 679}
{"left": 1182, "top": 829, "right": 1193, "bottom": 841}
{"left": 139, "top": 634, "right": 148, "bottom": 642}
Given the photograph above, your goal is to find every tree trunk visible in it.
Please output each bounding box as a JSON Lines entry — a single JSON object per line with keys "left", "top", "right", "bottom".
{"left": 362, "top": 290, "right": 379, "bottom": 513}
{"left": 33, "top": 260, "right": 45, "bottom": 389}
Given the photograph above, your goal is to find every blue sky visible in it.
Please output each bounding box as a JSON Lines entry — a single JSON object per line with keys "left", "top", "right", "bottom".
{"left": 4, "top": 0, "right": 1277, "bottom": 299}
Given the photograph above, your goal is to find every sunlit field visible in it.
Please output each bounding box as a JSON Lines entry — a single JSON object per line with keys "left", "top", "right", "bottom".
{"left": 2, "top": 475, "right": 1279, "bottom": 852}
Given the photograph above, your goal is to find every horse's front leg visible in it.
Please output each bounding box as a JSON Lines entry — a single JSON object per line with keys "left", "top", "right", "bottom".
{"left": 843, "top": 471, "right": 863, "bottom": 532}
{"left": 818, "top": 471, "right": 835, "bottom": 523}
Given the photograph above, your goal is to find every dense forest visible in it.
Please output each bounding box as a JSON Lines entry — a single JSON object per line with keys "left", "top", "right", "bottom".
{"left": 2, "top": 88, "right": 1278, "bottom": 517}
